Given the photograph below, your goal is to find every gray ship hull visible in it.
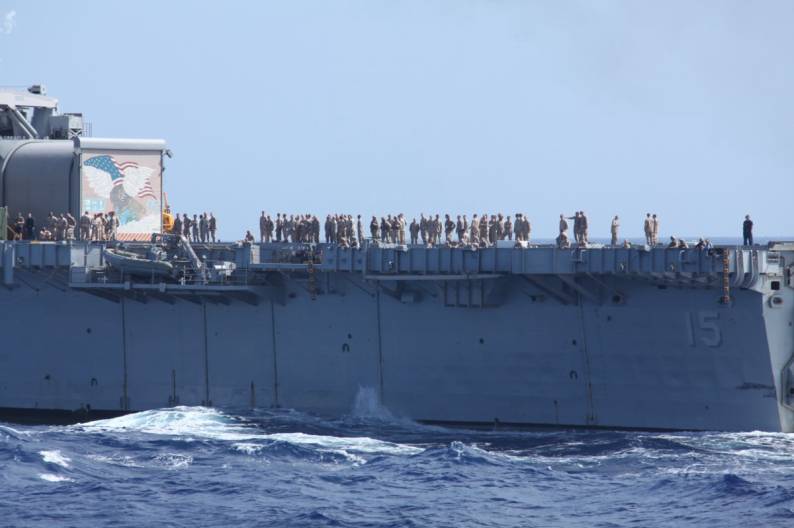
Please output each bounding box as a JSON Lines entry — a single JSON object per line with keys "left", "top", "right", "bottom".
{"left": 1, "top": 242, "right": 792, "bottom": 432}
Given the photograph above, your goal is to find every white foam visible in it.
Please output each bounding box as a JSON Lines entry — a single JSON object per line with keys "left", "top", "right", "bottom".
{"left": 265, "top": 432, "right": 423, "bottom": 456}
{"left": 79, "top": 406, "right": 424, "bottom": 459}
{"left": 0, "top": 425, "right": 26, "bottom": 440}
{"left": 152, "top": 453, "right": 193, "bottom": 470}
{"left": 39, "top": 450, "right": 71, "bottom": 468}
{"left": 86, "top": 454, "right": 143, "bottom": 468}
{"left": 79, "top": 406, "right": 255, "bottom": 441}
{"left": 39, "top": 473, "right": 73, "bottom": 483}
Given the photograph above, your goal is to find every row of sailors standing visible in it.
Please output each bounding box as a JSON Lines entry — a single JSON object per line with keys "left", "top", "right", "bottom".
{"left": 405, "top": 214, "right": 532, "bottom": 246}
{"left": 8, "top": 211, "right": 117, "bottom": 241}
{"left": 253, "top": 213, "right": 532, "bottom": 248}
{"left": 79, "top": 211, "right": 119, "bottom": 241}
{"left": 258, "top": 213, "right": 322, "bottom": 244}
{"left": 171, "top": 213, "right": 217, "bottom": 243}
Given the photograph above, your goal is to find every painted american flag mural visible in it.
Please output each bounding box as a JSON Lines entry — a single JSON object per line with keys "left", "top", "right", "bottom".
{"left": 81, "top": 151, "right": 162, "bottom": 240}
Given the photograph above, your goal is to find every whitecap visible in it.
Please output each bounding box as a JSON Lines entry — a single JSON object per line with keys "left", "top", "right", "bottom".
{"left": 152, "top": 453, "right": 193, "bottom": 470}
{"left": 264, "top": 432, "right": 423, "bottom": 456}
{"left": 77, "top": 406, "right": 258, "bottom": 441}
{"left": 39, "top": 450, "right": 71, "bottom": 468}
{"left": 78, "top": 406, "right": 424, "bottom": 459}
{"left": 39, "top": 473, "right": 73, "bottom": 483}
{"left": 86, "top": 454, "right": 143, "bottom": 468}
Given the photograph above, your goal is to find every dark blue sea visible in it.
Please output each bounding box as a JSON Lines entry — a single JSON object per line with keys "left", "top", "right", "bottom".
{"left": 1, "top": 399, "right": 793, "bottom": 527}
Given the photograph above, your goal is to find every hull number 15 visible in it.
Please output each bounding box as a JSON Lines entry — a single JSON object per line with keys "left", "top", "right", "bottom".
{"left": 685, "top": 311, "right": 722, "bottom": 347}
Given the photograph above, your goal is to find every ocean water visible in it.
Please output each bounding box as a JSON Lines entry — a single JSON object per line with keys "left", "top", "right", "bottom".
{"left": 1, "top": 396, "right": 793, "bottom": 527}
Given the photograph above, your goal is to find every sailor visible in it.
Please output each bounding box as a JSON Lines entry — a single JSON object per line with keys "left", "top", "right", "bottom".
{"left": 695, "top": 238, "right": 707, "bottom": 250}
{"left": 357, "top": 215, "right": 364, "bottom": 246}
{"left": 580, "top": 211, "right": 589, "bottom": 244}
{"left": 389, "top": 215, "right": 399, "bottom": 244}
{"left": 525, "top": 215, "right": 531, "bottom": 243}
{"left": 398, "top": 214, "right": 406, "bottom": 245}
{"left": 677, "top": 238, "right": 688, "bottom": 249}
{"left": 267, "top": 214, "right": 275, "bottom": 242}
{"left": 643, "top": 213, "right": 652, "bottom": 245}
{"left": 556, "top": 231, "right": 570, "bottom": 249}
{"left": 513, "top": 214, "right": 523, "bottom": 242}
{"left": 559, "top": 214, "right": 568, "bottom": 237}
{"left": 199, "top": 213, "right": 208, "bottom": 243}
{"left": 345, "top": 215, "right": 354, "bottom": 245}
{"left": 172, "top": 213, "right": 182, "bottom": 238}
{"left": 183, "top": 213, "right": 191, "bottom": 239}
{"left": 244, "top": 230, "right": 254, "bottom": 244}
{"left": 409, "top": 218, "right": 419, "bottom": 245}
{"left": 479, "top": 214, "right": 489, "bottom": 246}
{"left": 191, "top": 214, "right": 199, "bottom": 243}
{"left": 742, "top": 215, "right": 753, "bottom": 246}
{"left": 56, "top": 214, "right": 68, "bottom": 241}
{"left": 667, "top": 236, "right": 677, "bottom": 249}
{"left": 80, "top": 211, "right": 94, "bottom": 240}
{"left": 47, "top": 212, "right": 57, "bottom": 235}
{"left": 470, "top": 214, "right": 480, "bottom": 246}
{"left": 488, "top": 215, "right": 498, "bottom": 244}
{"left": 462, "top": 215, "right": 468, "bottom": 241}
{"left": 378, "top": 217, "right": 387, "bottom": 243}
{"left": 610, "top": 215, "right": 620, "bottom": 246}
{"left": 107, "top": 211, "right": 118, "bottom": 240}
{"left": 275, "top": 213, "right": 283, "bottom": 242}
{"left": 651, "top": 214, "right": 659, "bottom": 246}
{"left": 91, "top": 213, "right": 103, "bottom": 241}
{"left": 260, "top": 212, "right": 267, "bottom": 243}
{"left": 504, "top": 216, "right": 512, "bottom": 241}
{"left": 14, "top": 214, "right": 24, "bottom": 240}
{"left": 370, "top": 216, "right": 379, "bottom": 241}
{"left": 65, "top": 213, "right": 76, "bottom": 240}
{"left": 162, "top": 206, "right": 174, "bottom": 235}
{"left": 390, "top": 215, "right": 398, "bottom": 243}
{"left": 331, "top": 215, "right": 339, "bottom": 244}
{"left": 79, "top": 211, "right": 93, "bottom": 241}
{"left": 444, "top": 214, "right": 455, "bottom": 243}
{"left": 50, "top": 214, "right": 61, "bottom": 240}
{"left": 286, "top": 213, "right": 293, "bottom": 242}
{"left": 209, "top": 213, "right": 217, "bottom": 243}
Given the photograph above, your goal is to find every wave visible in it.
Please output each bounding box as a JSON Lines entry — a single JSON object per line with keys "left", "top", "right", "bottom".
{"left": 39, "top": 450, "right": 71, "bottom": 468}
{"left": 75, "top": 406, "right": 424, "bottom": 464}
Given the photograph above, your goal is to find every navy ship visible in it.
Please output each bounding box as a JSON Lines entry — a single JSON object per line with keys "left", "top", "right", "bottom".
{"left": 1, "top": 86, "right": 793, "bottom": 431}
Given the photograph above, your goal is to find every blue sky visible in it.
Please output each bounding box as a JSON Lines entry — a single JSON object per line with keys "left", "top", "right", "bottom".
{"left": 1, "top": 1, "right": 792, "bottom": 239}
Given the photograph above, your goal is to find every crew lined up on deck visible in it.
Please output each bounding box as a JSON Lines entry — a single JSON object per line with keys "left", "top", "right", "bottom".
{"left": 171, "top": 212, "right": 218, "bottom": 244}
{"left": 2, "top": 209, "right": 755, "bottom": 248}
{"left": 250, "top": 212, "right": 755, "bottom": 249}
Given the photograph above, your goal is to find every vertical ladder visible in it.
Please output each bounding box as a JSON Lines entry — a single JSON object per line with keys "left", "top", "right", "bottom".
{"left": 721, "top": 249, "right": 731, "bottom": 304}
